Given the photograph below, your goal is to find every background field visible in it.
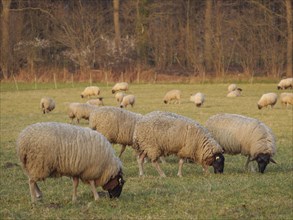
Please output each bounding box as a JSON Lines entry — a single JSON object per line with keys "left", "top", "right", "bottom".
{"left": 0, "top": 82, "right": 292, "bottom": 219}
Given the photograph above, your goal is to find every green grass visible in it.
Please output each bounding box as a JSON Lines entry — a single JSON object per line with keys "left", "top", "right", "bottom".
{"left": 0, "top": 82, "right": 292, "bottom": 219}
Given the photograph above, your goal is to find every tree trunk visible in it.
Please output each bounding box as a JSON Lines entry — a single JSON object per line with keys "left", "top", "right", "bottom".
{"left": 204, "top": 0, "right": 213, "bottom": 73}
{"left": 113, "top": 0, "right": 121, "bottom": 52}
{"left": 285, "top": 0, "right": 292, "bottom": 77}
{"left": 1, "top": 0, "right": 12, "bottom": 79}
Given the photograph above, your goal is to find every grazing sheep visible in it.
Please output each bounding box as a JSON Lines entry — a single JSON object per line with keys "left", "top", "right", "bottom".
{"left": 86, "top": 97, "right": 104, "bottom": 106}
{"left": 81, "top": 86, "right": 101, "bottom": 98}
{"left": 112, "top": 82, "right": 129, "bottom": 94}
{"left": 205, "top": 113, "right": 277, "bottom": 173}
{"left": 277, "top": 78, "right": 293, "bottom": 90}
{"left": 40, "top": 97, "right": 55, "bottom": 114}
{"left": 133, "top": 111, "right": 225, "bottom": 177}
{"left": 163, "top": 89, "right": 182, "bottom": 104}
{"left": 190, "top": 92, "right": 205, "bottom": 107}
{"left": 280, "top": 93, "right": 293, "bottom": 107}
{"left": 68, "top": 103, "right": 98, "bottom": 123}
{"left": 115, "top": 92, "right": 126, "bottom": 104}
{"left": 16, "top": 122, "right": 125, "bottom": 203}
{"left": 227, "top": 88, "right": 242, "bottom": 97}
{"left": 120, "top": 94, "right": 135, "bottom": 108}
{"left": 257, "top": 93, "right": 278, "bottom": 109}
{"left": 89, "top": 106, "right": 143, "bottom": 158}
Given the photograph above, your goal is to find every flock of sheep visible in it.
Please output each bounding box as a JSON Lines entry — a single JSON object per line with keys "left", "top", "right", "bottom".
{"left": 17, "top": 78, "right": 292, "bottom": 203}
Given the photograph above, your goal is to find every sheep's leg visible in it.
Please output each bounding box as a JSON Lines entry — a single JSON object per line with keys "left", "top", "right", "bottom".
{"left": 152, "top": 160, "right": 166, "bottom": 177}
{"left": 119, "top": 145, "right": 126, "bottom": 158}
{"left": 245, "top": 156, "right": 251, "bottom": 171}
{"left": 137, "top": 152, "right": 146, "bottom": 176}
{"left": 72, "top": 177, "right": 79, "bottom": 202}
{"left": 160, "top": 156, "right": 166, "bottom": 164}
{"left": 35, "top": 183, "right": 42, "bottom": 198}
{"left": 29, "top": 179, "right": 37, "bottom": 203}
{"left": 89, "top": 180, "right": 99, "bottom": 201}
{"left": 177, "top": 158, "right": 184, "bottom": 177}
{"left": 202, "top": 165, "right": 210, "bottom": 175}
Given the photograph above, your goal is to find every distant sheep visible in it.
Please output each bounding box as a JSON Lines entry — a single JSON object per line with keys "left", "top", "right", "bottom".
{"left": 227, "top": 88, "right": 242, "bottom": 97}
{"left": 112, "top": 82, "right": 129, "bottom": 94}
{"left": 16, "top": 122, "right": 125, "bottom": 202}
{"left": 89, "top": 106, "right": 143, "bottom": 158}
{"left": 133, "top": 111, "right": 225, "bottom": 177}
{"left": 205, "top": 113, "right": 276, "bottom": 173}
{"left": 257, "top": 93, "right": 278, "bottom": 109}
{"left": 228, "top": 84, "right": 242, "bottom": 92}
{"left": 68, "top": 103, "right": 98, "bottom": 123}
{"left": 40, "top": 97, "right": 55, "bottom": 114}
{"left": 190, "top": 92, "right": 205, "bottom": 107}
{"left": 120, "top": 94, "right": 135, "bottom": 108}
{"left": 86, "top": 97, "right": 104, "bottom": 106}
{"left": 280, "top": 93, "right": 293, "bottom": 107}
{"left": 115, "top": 92, "right": 126, "bottom": 104}
{"left": 163, "top": 89, "right": 182, "bottom": 104}
{"left": 81, "top": 86, "right": 101, "bottom": 98}
{"left": 277, "top": 78, "right": 293, "bottom": 90}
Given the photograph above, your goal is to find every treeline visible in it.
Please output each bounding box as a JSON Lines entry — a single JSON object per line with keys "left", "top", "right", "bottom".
{"left": 1, "top": 0, "right": 292, "bottom": 82}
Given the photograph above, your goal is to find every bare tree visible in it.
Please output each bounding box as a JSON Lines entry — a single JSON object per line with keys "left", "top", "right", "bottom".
{"left": 285, "top": 0, "right": 292, "bottom": 77}
{"left": 204, "top": 0, "right": 213, "bottom": 73}
{"left": 1, "top": 0, "right": 12, "bottom": 79}
{"left": 113, "top": 0, "right": 121, "bottom": 52}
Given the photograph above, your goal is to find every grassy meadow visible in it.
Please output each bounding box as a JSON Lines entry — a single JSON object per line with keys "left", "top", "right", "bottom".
{"left": 0, "top": 82, "right": 292, "bottom": 219}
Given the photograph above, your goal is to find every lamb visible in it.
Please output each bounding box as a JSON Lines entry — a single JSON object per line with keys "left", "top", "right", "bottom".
{"left": 228, "top": 84, "right": 242, "bottom": 92}
{"left": 68, "top": 102, "right": 98, "bottom": 123}
{"left": 86, "top": 97, "right": 104, "bottom": 106}
{"left": 81, "top": 86, "right": 101, "bottom": 98}
{"left": 16, "top": 122, "right": 125, "bottom": 203}
{"left": 115, "top": 92, "right": 126, "bottom": 104}
{"left": 277, "top": 78, "right": 293, "bottom": 90}
{"left": 89, "top": 106, "right": 143, "bottom": 158}
{"left": 112, "top": 82, "right": 129, "bottom": 94}
{"left": 120, "top": 94, "right": 135, "bottom": 108}
{"left": 205, "top": 113, "right": 277, "bottom": 173}
{"left": 132, "top": 111, "right": 225, "bottom": 177}
{"left": 163, "top": 89, "right": 182, "bottom": 104}
{"left": 227, "top": 88, "right": 242, "bottom": 97}
{"left": 257, "top": 93, "right": 278, "bottom": 109}
{"left": 190, "top": 92, "right": 205, "bottom": 107}
{"left": 40, "top": 97, "right": 55, "bottom": 114}
{"left": 280, "top": 92, "right": 293, "bottom": 107}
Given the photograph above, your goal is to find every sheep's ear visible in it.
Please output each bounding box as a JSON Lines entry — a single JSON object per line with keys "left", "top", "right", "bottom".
{"left": 270, "top": 158, "right": 277, "bottom": 164}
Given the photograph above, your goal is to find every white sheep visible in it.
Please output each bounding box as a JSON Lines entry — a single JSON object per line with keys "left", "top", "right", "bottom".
{"left": 227, "top": 88, "right": 242, "bottom": 97}
{"left": 205, "top": 113, "right": 277, "bottom": 173}
{"left": 81, "top": 86, "right": 101, "bottom": 98}
{"left": 277, "top": 78, "right": 293, "bottom": 90}
{"left": 120, "top": 94, "right": 136, "bottom": 108}
{"left": 115, "top": 92, "right": 126, "bottom": 104}
{"left": 190, "top": 92, "right": 205, "bottom": 107}
{"left": 133, "top": 111, "right": 225, "bottom": 177}
{"left": 163, "top": 89, "right": 182, "bottom": 104}
{"left": 228, "top": 84, "right": 237, "bottom": 92}
{"left": 257, "top": 93, "right": 278, "bottom": 109}
{"left": 89, "top": 106, "right": 143, "bottom": 158}
{"left": 86, "top": 97, "right": 104, "bottom": 106}
{"left": 280, "top": 92, "right": 293, "bottom": 107}
{"left": 68, "top": 102, "right": 98, "bottom": 123}
{"left": 112, "top": 82, "right": 129, "bottom": 94}
{"left": 16, "top": 122, "right": 125, "bottom": 203}
{"left": 40, "top": 97, "right": 55, "bottom": 114}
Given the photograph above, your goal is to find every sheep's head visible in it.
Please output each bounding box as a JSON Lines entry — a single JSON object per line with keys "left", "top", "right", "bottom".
{"left": 277, "top": 86, "right": 281, "bottom": 90}
{"left": 257, "top": 104, "right": 262, "bottom": 110}
{"left": 255, "top": 153, "right": 276, "bottom": 173}
{"left": 211, "top": 153, "right": 225, "bottom": 174}
{"left": 103, "top": 170, "right": 125, "bottom": 198}
{"left": 81, "top": 94, "right": 84, "bottom": 98}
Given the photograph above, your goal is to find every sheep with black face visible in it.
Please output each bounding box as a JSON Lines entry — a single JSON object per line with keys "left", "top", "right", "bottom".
{"left": 205, "top": 113, "right": 277, "bottom": 173}
{"left": 133, "top": 111, "right": 225, "bottom": 177}
{"left": 16, "top": 122, "right": 125, "bottom": 203}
